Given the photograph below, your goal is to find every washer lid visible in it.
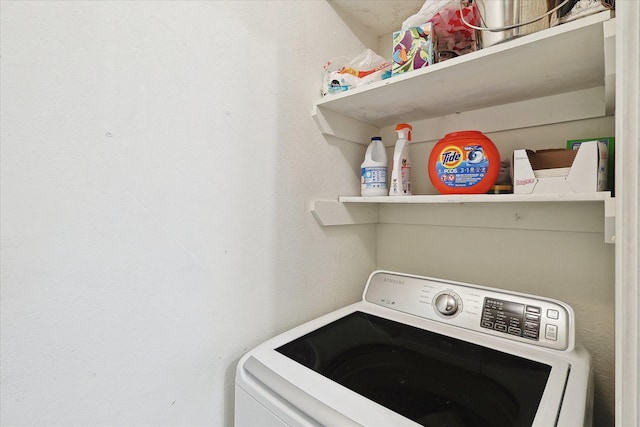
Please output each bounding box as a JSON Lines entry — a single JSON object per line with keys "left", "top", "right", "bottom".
{"left": 239, "top": 299, "right": 574, "bottom": 427}
{"left": 276, "top": 311, "right": 556, "bottom": 427}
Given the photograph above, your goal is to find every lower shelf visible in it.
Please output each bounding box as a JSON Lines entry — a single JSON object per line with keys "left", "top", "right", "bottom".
{"left": 338, "top": 192, "right": 613, "bottom": 204}
{"left": 311, "top": 192, "right": 615, "bottom": 244}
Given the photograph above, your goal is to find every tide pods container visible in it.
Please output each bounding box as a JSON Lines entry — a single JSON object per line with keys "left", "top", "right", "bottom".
{"left": 428, "top": 131, "right": 500, "bottom": 194}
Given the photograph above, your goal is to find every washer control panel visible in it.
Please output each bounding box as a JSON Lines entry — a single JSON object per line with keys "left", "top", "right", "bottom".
{"left": 363, "top": 271, "right": 573, "bottom": 351}
{"left": 481, "top": 298, "right": 542, "bottom": 341}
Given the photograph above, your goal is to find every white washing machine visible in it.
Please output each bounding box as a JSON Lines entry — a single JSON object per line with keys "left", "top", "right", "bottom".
{"left": 235, "top": 271, "right": 593, "bottom": 427}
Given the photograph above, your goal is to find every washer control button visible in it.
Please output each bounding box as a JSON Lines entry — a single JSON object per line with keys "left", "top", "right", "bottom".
{"left": 434, "top": 293, "right": 459, "bottom": 316}
{"left": 547, "top": 309, "right": 559, "bottom": 320}
{"left": 525, "top": 313, "right": 540, "bottom": 321}
{"left": 508, "top": 326, "right": 522, "bottom": 336}
{"left": 524, "top": 330, "right": 539, "bottom": 340}
{"left": 545, "top": 324, "right": 558, "bottom": 341}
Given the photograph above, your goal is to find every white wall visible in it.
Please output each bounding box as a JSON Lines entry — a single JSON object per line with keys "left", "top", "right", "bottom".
{"left": 0, "top": 2, "right": 373, "bottom": 426}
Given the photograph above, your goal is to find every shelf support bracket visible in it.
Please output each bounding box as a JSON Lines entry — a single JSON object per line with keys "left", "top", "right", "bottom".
{"left": 605, "top": 196, "right": 616, "bottom": 244}
{"left": 311, "top": 104, "right": 379, "bottom": 145}
{"left": 311, "top": 200, "right": 379, "bottom": 226}
{"left": 603, "top": 17, "right": 616, "bottom": 115}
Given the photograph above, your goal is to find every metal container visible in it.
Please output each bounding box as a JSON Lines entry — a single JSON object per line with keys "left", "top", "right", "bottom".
{"left": 477, "top": 0, "right": 551, "bottom": 47}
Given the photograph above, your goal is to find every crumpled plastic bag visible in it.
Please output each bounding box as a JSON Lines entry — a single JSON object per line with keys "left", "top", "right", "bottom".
{"left": 321, "top": 49, "right": 392, "bottom": 96}
{"left": 402, "top": 0, "right": 480, "bottom": 59}
{"left": 403, "top": 0, "right": 454, "bottom": 28}
{"left": 555, "top": 0, "right": 614, "bottom": 25}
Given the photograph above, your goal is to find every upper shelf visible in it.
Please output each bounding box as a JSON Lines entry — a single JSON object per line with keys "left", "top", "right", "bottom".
{"left": 312, "top": 10, "right": 615, "bottom": 144}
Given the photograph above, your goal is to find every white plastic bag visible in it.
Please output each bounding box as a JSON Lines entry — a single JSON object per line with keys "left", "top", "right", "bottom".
{"left": 402, "top": 0, "right": 480, "bottom": 58}
{"left": 321, "top": 49, "right": 391, "bottom": 96}
{"left": 402, "top": 0, "right": 454, "bottom": 29}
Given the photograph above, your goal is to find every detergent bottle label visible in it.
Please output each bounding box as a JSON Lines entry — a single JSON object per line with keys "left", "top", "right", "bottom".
{"left": 434, "top": 145, "right": 490, "bottom": 188}
{"left": 361, "top": 166, "right": 387, "bottom": 190}
{"left": 400, "top": 162, "right": 411, "bottom": 194}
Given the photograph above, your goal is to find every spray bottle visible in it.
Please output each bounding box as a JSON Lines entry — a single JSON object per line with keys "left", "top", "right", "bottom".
{"left": 389, "top": 123, "right": 412, "bottom": 196}
{"left": 361, "top": 137, "right": 388, "bottom": 196}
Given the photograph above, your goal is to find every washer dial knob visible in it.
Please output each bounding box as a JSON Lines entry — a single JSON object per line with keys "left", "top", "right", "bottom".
{"left": 434, "top": 292, "right": 462, "bottom": 316}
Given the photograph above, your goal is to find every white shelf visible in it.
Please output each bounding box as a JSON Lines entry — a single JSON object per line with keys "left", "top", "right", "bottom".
{"left": 312, "top": 10, "right": 615, "bottom": 144}
{"left": 312, "top": 193, "right": 615, "bottom": 243}
{"left": 339, "top": 192, "right": 613, "bottom": 204}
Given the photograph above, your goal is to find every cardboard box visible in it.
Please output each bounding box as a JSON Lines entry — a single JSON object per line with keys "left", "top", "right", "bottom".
{"left": 513, "top": 141, "right": 608, "bottom": 194}
{"left": 392, "top": 23, "right": 437, "bottom": 75}
{"left": 567, "top": 137, "right": 615, "bottom": 193}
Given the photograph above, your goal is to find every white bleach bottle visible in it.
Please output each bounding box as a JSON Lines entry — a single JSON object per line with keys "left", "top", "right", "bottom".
{"left": 361, "top": 137, "right": 388, "bottom": 197}
{"left": 389, "top": 123, "right": 412, "bottom": 196}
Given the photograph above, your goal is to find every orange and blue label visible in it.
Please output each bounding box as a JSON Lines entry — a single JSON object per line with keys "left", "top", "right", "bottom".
{"left": 434, "top": 145, "right": 489, "bottom": 188}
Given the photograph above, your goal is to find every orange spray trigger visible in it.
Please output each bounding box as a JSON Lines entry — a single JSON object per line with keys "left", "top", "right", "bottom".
{"left": 395, "top": 123, "right": 413, "bottom": 142}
